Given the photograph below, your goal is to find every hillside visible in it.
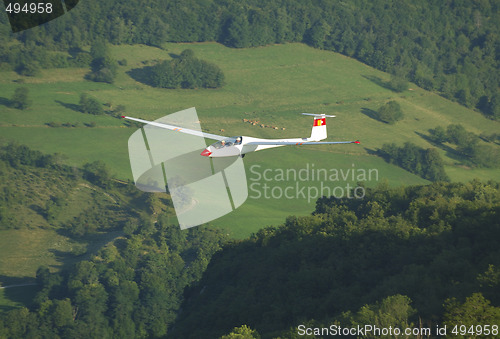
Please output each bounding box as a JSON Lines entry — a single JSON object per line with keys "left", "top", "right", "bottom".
{"left": 0, "top": 143, "right": 229, "bottom": 338}
{"left": 0, "top": 142, "right": 166, "bottom": 310}
{"left": 1, "top": 42, "right": 499, "bottom": 236}
{"left": 172, "top": 181, "right": 500, "bottom": 338}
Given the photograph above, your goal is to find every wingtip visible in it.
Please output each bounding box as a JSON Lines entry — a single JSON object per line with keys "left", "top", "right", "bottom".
{"left": 121, "top": 116, "right": 126, "bottom": 118}
{"left": 354, "top": 140, "right": 361, "bottom": 144}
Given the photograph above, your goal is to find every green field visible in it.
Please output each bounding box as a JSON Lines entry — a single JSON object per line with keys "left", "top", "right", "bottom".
{"left": 1, "top": 42, "right": 499, "bottom": 238}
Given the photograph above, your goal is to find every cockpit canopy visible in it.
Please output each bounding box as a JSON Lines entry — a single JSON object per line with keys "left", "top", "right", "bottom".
{"left": 212, "top": 136, "right": 242, "bottom": 149}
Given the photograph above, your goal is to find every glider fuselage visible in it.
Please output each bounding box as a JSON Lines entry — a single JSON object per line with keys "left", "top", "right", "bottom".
{"left": 201, "top": 136, "right": 309, "bottom": 158}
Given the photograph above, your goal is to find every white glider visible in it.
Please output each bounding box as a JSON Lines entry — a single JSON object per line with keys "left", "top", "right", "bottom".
{"left": 122, "top": 113, "right": 360, "bottom": 158}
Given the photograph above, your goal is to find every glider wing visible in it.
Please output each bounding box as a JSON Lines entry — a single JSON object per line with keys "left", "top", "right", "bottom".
{"left": 122, "top": 116, "right": 226, "bottom": 141}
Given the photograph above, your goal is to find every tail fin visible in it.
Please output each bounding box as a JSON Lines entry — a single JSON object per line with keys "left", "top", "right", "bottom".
{"left": 301, "top": 113, "right": 336, "bottom": 141}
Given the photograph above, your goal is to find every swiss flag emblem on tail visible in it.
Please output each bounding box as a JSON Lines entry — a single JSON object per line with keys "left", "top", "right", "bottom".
{"left": 314, "top": 118, "right": 326, "bottom": 126}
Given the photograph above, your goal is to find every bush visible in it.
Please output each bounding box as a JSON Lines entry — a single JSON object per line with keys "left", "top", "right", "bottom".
{"left": 389, "top": 74, "right": 409, "bottom": 92}
{"left": 47, "top": 121, "right": 62, "bottom": 128}
{"left": 72, "top": 52, "right": 92, "bottom": 67}
{"left": 86, "top": 41, "right": 117, "bottom": 83}
{"left": 10, "top": 87, "right": 32, "bottom": 110}
{"left": 429, "top": 126, "right": 448, "bottom": 143}
{"left": 17, "top": 61, "right": 40, "bottom": 77}
{"left": 377, "top": 101, "right": 404, "bottom": 124}
{"left": 79, "top": 93, "right": 104, "bottom": 115}
{"left": 83, "top": 160, "right": 112, "bottom": 188}
{"left": 149, "top": 49, "right": 225, "bottom": 89}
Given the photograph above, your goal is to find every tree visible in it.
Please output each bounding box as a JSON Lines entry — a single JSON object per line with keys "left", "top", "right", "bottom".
{"left": 489, "top": 93, "right": 500, "bottom": 120}
{"left": 443, "top": 293, "right": 500, "bottom": 335}
{"left": 83, "top": 160, "right": 112, "bottom": 188}
{"left": 149, "top": 50, "right": 224, "bottom": 89}
{"left": 389, "top": 66, "right": 409, "bottom": 92}
{"left": 79, "top": 93, "right": 104, "bottom": 115}
{"left": 377, "top": 101, "right": 404, "bottom": 124}
{"left": 225, "top": 14, "right": 250, "bottom": 48}
{"left": 219, "top": 325, "right": 260, "bottom": 339}
{"left": 11, "top": 87, "right": 32, "bottom": 110}
{"left": 347, "top": 295, "right": 416, "bottom": 338}
{"left": 423, "top": 148, "right": 449, "bottom": 181}
{"left": 429, "top": 126, "right": 448, "bottom": 143}
{"left": 113, "top": 105, "right": 126, "bottom": 117}
{"left": 446, "top": 124, "right": 476, "bottom": 148}
{"left": 87, "top": 40, "right": 117, "bottom": 83}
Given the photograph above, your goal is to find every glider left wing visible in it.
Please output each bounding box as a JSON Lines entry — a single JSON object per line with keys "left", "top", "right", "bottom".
{"left": 122, "top": 116, "right": 226, "bottom": 141}
{"left": 246, "top": 141, "right": 360, "bottom": 145}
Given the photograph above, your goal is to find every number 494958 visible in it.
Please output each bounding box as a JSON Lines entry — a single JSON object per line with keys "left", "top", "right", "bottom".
{"left": 5, "top": 2, "right": 53, "bottom": 14}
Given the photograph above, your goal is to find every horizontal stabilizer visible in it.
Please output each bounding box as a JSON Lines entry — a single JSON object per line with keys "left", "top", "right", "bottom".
{"left": 301, "top": 113, "right": 336, "bottom": 118}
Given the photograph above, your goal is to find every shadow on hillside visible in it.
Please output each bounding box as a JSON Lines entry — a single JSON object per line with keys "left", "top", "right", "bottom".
{"left": 29, "top": 204, "right": 46, "bottom": 217}
{"left": 127, "top": 66, "right": 155, "bottom": 87}
{"left": 47, "top": 248, "right": 86, "bottom": 271}
{"left": 364, "top": 148, "right": 379, "bottom": 156}
{"left": 414, "top": 131, "right": 466, "bottom": 164}
{"left": 0, "top": 97, "right": 11, "bottom": 107}
{"left": 0, "top": 275, "right": 36, "bottom": 287}
{"left": 55, "top": 100, "right": 80, "bottom": 113}
{"left": 362, "top": 74, "right": 393, "bottom": 91}
{"left": 0, "top": 275, "right": 38, "bottom": 312}
{"left": 361, "top": 107, "right": 383, "bottom": 123}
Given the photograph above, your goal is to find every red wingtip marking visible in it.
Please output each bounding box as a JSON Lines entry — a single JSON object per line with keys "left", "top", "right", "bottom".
{"left": 121, "top": 116, "right": 126, "bottom": 118}
{"left": 354, "top": 141, "right": 361, "bottom": 144}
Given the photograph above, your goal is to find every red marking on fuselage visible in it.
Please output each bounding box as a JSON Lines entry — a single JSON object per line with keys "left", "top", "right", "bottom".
{"left": 200, "top": 149, "right": 212, "bottom": 157}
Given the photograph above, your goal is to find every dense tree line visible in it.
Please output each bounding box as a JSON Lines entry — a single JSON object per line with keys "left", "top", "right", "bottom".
{"left": 378, "top": 142, "right": 449, "bottom": 181}
{"left": 0, "top": 0, "right": 499, "bottom": 116}
{"left": 429, "top": 124, "right": 500, "bottom": 168}
{"left": 149, "top": 49, "right": 225, "bottom": 89}
{"left": 172, "top": 181, "right": 500, "bottom": 338}
{"left": 0, "top": 142, "right": 60, "bottom": 169}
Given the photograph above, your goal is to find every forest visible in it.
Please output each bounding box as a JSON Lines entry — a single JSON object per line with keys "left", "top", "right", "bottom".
{"left": 0, "top": 0, "right": 499, "bottom": 118}
{"left": 172, "top": 181, "right": 500, "bottom": 338}
{"left": 0, "top": 144, "right": 499, "bottom": 338}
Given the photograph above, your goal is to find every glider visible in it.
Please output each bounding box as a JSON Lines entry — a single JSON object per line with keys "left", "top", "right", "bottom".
{"left": 122, "top": 113, "right": 360, "bottom": 158}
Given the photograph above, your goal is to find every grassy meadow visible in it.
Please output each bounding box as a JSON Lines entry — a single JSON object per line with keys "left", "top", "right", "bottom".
{"left": 1, "top": 42, "right": 499, "bottom": 238}
{"left": 1, "top": 42, "right": 499, "bottom": 311}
